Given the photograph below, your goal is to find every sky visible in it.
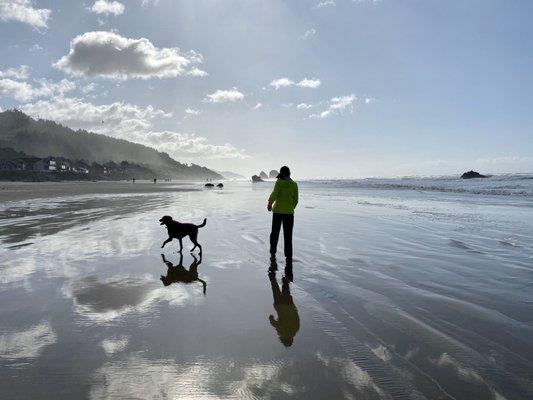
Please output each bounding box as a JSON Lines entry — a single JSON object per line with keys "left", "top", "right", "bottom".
{"left": 0, "top": 0, "right": 532, "bottom": 178}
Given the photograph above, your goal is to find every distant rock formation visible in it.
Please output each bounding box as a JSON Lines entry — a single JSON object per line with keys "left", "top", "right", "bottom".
{"left": 205, "top": 183, "right": 215, "bottom": 187}
{"left": 461, "top": 170, "right": 487, "bottom": 179}
{"left": 252, "top": 175, "right": 264, "bottom": 182}
{"left": 269, "top": 170, "right": 279, "bottom": 179}
{"left": 259, "top": 171, "right": 268, "bottom": 180}
{"left": 216, "top": 183, "right": 224, "bottom": 188}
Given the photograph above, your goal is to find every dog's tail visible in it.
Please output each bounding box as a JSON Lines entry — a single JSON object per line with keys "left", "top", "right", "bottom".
{"left": 196, "top": 218, "right": 207, "bottom": 228}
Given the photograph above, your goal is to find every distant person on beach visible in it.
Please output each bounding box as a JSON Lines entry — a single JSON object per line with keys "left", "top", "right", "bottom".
{"left": 154, "top": 178, "right": 157, "bottom": 184}
{"left": 268, "top": 166, "right": 298, "bottom": 263}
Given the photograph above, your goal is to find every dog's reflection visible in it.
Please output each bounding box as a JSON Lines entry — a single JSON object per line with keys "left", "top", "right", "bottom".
{"left": 268, "top": 265, "right": 299, "bottom": 347}
{"left": 160, "top": 253, "right": 207, "bottom": 294}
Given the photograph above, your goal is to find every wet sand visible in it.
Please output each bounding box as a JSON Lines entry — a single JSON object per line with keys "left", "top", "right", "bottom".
{"left": 0, "top": 181, "right": 532, "bottom": 399}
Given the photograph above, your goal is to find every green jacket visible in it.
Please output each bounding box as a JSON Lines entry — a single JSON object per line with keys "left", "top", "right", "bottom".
{"left": 269, "top": 178, "right": 298, "bottom": 214}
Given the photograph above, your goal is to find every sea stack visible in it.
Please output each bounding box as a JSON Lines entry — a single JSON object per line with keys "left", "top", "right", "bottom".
{"left": 269, "top": 170, "right": 279, "bottom": 179}
{"left": 259, "top": 171, "right": 268, "bottom": 180}
{"left": 252, "top": 175, "right": 264, "bottom": 182}
{"left": 461, "top": 170, "right": 487, "bottom": 179}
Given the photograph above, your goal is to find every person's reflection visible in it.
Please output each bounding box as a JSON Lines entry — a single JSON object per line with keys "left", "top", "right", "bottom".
{"left": 160, "top": 253, "right": 207, "bottom": 294}
{"left": 268, "top": 265, "right": 299, "bottom": 347}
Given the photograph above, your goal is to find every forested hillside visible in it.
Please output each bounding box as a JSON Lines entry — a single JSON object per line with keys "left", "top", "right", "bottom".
{"left": 0, "top": 110, "right": 222, "bottom": 180}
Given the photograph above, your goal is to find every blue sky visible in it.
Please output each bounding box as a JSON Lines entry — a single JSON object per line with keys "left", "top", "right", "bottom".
{"left": 0, "top": 0, "right": 532, "bottom": 178}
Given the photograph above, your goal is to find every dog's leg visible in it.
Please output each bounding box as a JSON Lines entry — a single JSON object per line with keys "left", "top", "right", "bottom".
{"left": 190, "top": 231, "right": 199, "bottom": 253}
{"left": 161, "top": 238, "right": 172, "bottom": 248}
{"left": 191, "top": 240, "right": 201, "bottom": 254}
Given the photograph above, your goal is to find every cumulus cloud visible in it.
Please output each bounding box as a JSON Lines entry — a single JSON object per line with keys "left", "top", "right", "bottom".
{"left": 54, "top": 31, "right": 207, "bottom": 80}
{"left": 0, "top": 0, "right": 51, "bottom": 29}
{"left": 314, "top": 0, "right": 336, "bottom": 9}
{"left": 297, "top": 78, "right": 321, "bottom": 88}
{"left": 89, "top": 0, "right": 125, "bottom": 16}
{"left": 0, "top": 78, "right": 76, "bottom": 102}
{"left": 135, "top": 131, "right": 249, "bottom": 159}
{"left": 301, "top": 28, "right": 317, "bottom": 40}
{"left": 270, "top": 77, "right": 321, "bottom": 89}
{"left": 21, "top": 97, "right": 171, "bottom": 134}
{"left": 270, "top": 78, "right": 295, "bottom": 90}
{"left": 296, "top": 103, "right": 312, "bottom": 109}
{"left": 184, "top": 108, "right": 201, "bottom": 115}
{"left": 140, "top": 0, "right": 159, "bottom": 6}
{"left": 21, "top": 97, "right": 248, "bottom": 160}
{"left": 364, "top": 97, "right": 377, "bottom": 104}
{"left": 0, "top": 65, "right": 30, "bottom": 80}
{"left": 310, "top": 94, "right": 356, "bottom": 118}
{"left": 203, "top": 88, "right": 244, "bottom": 103}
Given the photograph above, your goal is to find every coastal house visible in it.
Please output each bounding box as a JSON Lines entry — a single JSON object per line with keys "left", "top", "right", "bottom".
{"left": 18, "top": 157, "right": 41, "bottom": 171}
{"left": 55, "top": 157, "right": 72, "bottom": 172}
{"left": 0, "top": 158, "right": 26, "bottom": 171}
{"left": 73, "top": 160, "right": 90, "bottom": 174}
{"left": 31, "top": 157, "right": 57, "bottom": 172}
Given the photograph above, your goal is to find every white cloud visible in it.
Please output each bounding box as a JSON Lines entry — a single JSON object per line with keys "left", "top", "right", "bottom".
{"left": 364, "top": 97, "right": 377, "bottom": 104}
{"left": 185, "top": 108, "right": 201, "bottom": 115}
{"left": 0, "top": 65, "right": 30, "bottom": 79}
{"left": 140, "top": 0, "right": 159, "bottom": 6}
{"left": 81, "top": 82, "right": 97, "bottom": 94}
{"left": 21, "top": 97, "right": 248, "bottom": 160}
{"left": 29, "top": 44, "right": 43, "bottom": 52}
{"left": 203, "top": 88, "right": 244, "bottom": 103}
{"left": 136, "top": 131, "right": 249, "bottom": 159}
{"left": 0, "top": 0, "right": 51, "bottom": 29}
{"left": 89, "top": 0, "right": 125, "bottom": 16}
{"left": 314, "top": 0, "right": 336, "bottom": 9}
{"left": 253, "top": 102, "right": 262, "bottom": 110}
{"left": 54, "top": 31, "right": 207, "bottom": 80}
{"left": 270, "top": 78, "right": 295, "bottom": 89}
{"left": 0, "top": 78, "right": 76, "bottom": 102}
{"left": 310, "top": 94, "right": 356, "bottom": 118}
{"left": 21, "top": 97, "right": 171, "bottom": 134}
{"left": 296, "top": 103, "right": 312, "bottom": 109}
{"left": 301, "top": 28, "right": 317, "bottom": 40}
{"left": 270, "top": 77, "right": 321, "bottom": 89}
{"left": 297, "top": 78, "right": 321, "bottom": 88}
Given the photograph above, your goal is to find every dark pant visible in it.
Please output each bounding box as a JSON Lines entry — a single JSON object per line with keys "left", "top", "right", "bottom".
{"left": 270, "top": 213, "right": 294, "bottom": 259}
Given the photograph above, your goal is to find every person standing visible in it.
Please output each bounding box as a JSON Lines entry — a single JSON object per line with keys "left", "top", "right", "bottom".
{"left": 268, "top": 166, "right": 298, "bottom": 263}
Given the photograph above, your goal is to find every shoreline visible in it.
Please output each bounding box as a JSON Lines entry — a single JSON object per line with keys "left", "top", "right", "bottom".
{"left": 0, "top": 180, "right": 202, "bottom": 203}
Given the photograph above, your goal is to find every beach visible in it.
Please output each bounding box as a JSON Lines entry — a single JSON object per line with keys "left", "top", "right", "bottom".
{"left": 1, "top": 178, "right": 532, "bottom": 399}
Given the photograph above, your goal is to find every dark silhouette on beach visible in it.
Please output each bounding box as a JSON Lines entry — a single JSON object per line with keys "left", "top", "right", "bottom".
{"left": 160, "top": 253, "right": 206, "bottom": 294}
{"left": 159, "top": 215, "right": 206, "bottom": 254}
{"left": 268, "top": 166, "right": 298, "bottom": 262}
{"left": 268, "top": 265, "right": 299, "bottom": 347}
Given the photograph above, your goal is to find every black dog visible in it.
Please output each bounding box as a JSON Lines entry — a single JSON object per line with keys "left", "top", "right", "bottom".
{"left": 160, "top": 253, "right": 206, "bottom": 294}
{"left": 159, "top": 215, "right": 206, "bottom": 253}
